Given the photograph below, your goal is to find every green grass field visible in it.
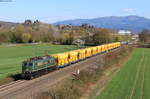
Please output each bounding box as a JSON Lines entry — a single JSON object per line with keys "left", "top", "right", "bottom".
{"left": 0, "top": 44, "right": 85, "bottom": 79}
{"left": 96, "top": 48, "right": 150, "bottom": 99}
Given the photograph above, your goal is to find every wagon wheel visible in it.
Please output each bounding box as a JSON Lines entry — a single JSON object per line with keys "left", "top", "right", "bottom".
{"left": 30, "top": 75, "right": 34, "bottom": 80}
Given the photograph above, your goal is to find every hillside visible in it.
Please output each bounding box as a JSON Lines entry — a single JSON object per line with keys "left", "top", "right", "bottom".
{"left": 0, "top": 21, "right": 19, "bottom": 28}
{"left": 54, "top": 15, "right": 150, "bottom": 31}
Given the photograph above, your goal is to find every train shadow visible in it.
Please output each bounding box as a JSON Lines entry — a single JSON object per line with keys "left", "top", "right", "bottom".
{"left": 9, "top": 73, "right": 24, "bottom": 81}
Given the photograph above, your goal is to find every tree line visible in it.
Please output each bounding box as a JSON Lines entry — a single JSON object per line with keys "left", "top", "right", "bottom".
{"left": 139, "top": 29, "right": 150, "bottom": 44}
{"left": 0, "top": 20, "right": 130, "bottom": 45}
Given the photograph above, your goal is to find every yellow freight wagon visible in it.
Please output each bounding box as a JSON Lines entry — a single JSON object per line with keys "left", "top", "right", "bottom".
{"left": 111, "top": 43, "right": 114, "bottom": 49}
{"left": 75, "top": 49, "right": 86, "bottom": 60}
{"left": 114, "top": 43, "right": 118, "bottom": 48}
{"left": 103, "top": 44, "right": 107, "bottom": 52}
{"left": 107, "top": 44, "right": 110, "bottom": 50}
{"left": 81, "top": 49, "right": 86, "bottom": 59}
{"left": 91, "top": 47, "right": 97, "bottom": 55}
{"left": 52, "top": 53, "right": 69, "bottom": 67}
{"left": 106, "top": 44, "right": 110, "bottom": 51}
{"left": 100, "top": 45, "right": 103, "bottom": 52}
{"left": 108, "top": 44, "right": 111, "bottom": 50}
{"left": 114, "top": 42, "right": 120, "bottom": 48}
{"left": 114, "top": 43, "right": 117, "bottom": 48}
{"left": 110, "top": 43, "right": 113, "bottom": 49}
{"left": 115, "top": 43, "right": 117, "bottom": 48}
{"left": 112, "top": 43, "right": 115, "bottom": 49}
{"left": 97, "top": 46, "right": 102, "bottom": 53}
{"left": 116, "top": 43, "right": 118, "bottom": 47}
{"left": 68, "top": 51, "right": 78, "bottom": 63}
{"left": 85, "top": 48, "right": 92, "bottom": 57}
{"left": 113, "top": 43, "right": 116, "bottom": 48}
{"left": 113, "top": 43, "right": 116, "bottom": 49}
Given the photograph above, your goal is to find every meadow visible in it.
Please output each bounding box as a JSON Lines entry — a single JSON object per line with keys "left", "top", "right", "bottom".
{"left": 0, "top": 44, "right": 85, "bottom": 79}
{"left": 96, "top": 48, "right": 150, "bottom": 99}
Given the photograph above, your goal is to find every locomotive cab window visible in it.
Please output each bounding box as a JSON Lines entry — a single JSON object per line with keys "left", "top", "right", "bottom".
{"left": 29, "top": 63, "right": 33, "bottom": 66}
{"left": 23, "top": 62, "right": 33, "bottom": 67}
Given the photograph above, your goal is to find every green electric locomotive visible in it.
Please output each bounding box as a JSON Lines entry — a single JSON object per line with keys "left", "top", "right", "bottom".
{"left": 22, "top": 56, "right": 57, "bottom": 79}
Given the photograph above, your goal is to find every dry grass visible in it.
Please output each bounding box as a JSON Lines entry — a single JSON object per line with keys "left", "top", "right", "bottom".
{"left": 0, "top": 77, "right": 14, "bottom": 86}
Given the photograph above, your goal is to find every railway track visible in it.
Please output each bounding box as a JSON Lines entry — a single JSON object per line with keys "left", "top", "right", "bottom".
{"left": 0, "top": 80, "right": 26, "bottom": 92}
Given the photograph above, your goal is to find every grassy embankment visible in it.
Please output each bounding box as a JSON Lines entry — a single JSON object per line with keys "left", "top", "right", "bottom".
{"left": 96, "top": 48, "right": 150, "bottom": 99}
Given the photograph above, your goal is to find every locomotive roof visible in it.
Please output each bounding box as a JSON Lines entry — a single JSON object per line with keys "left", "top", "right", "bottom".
{"left": 26, "top": 56, "right": 54, "bottom": 62}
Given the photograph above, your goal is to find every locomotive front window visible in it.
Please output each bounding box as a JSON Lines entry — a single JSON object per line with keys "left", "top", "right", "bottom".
{"left": 23, "top": 62, "right": 33, "bottom": 67}
{"left": 29, "top": 63, "right": 33, "bottom": 66}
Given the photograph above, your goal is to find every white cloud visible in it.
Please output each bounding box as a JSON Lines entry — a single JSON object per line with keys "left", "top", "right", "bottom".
{"left": 123, "top": 8, "right": 136, "bottom": 13}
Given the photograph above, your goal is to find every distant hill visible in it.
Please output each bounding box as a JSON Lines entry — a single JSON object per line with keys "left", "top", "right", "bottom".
{"left": 54, "top": 15, "right": 150, "bottom": 31}
{"left": 0, "top": 21, "right": 19, "bottom": 28}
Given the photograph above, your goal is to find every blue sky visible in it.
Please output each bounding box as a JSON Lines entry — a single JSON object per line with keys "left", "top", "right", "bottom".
{"left": 0, "top": 0, "right": 149, "bottom": 23}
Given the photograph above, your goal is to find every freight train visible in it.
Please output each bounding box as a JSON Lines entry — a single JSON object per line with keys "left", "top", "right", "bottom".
{"left": 22, "top": 42, "right": 121, "bottom": 79}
